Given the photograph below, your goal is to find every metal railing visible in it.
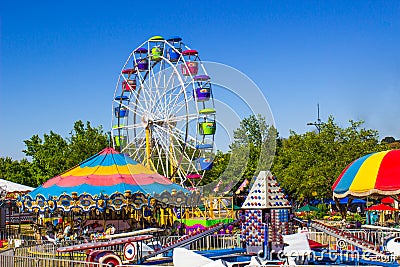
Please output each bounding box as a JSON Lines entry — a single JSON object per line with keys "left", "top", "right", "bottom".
{"left": 0, "top": 249, "right": 109, "bottom": 267}
{"left": 4, "top": 229, "right": 400, "bottom": 267}
{"left": 4, "top": 233, "right": 240, "bottom": 266}
{"left": 307, "top": 229, "right": 400, "bottom": 250}
{"left": 156, "top": 234, "right": 240, "bottom": 251}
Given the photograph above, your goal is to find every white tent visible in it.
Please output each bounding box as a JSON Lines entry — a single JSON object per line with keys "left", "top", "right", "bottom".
{"left": 0, "top": 179, "right": 34, "bottom": 193}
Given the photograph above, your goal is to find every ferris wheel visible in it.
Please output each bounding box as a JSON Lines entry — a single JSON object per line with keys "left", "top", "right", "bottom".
{"left": 111, "top": 36, "right": 216, "bottom": 187}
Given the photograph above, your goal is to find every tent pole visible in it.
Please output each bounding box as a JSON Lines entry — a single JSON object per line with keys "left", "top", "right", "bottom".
{"left": 103, "top": 209, "right": 106, "bottom": 231}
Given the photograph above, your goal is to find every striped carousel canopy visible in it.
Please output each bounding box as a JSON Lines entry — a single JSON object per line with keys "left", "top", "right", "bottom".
{"left": 29, "top": 147, "right": 186, "bottom": 198}
{"left": 22, "top": 148, "right": 190, "bottom": 212}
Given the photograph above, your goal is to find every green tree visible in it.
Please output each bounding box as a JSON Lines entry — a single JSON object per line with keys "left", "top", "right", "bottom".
{"left": 22, "top": 120, "right": 108, "bottom": 186}
{"left": 65, "top": 121, "right": 109, "bottom": 167}
{"left": 202, "top": 114, "right": 277, "bottom": 196}
{"left": 201, "top": 151, "right": 230, "bottom": 185}
{"left": 231, "top": 114, "right": 277, "bottom": 184}
{"left": 0, "top": 157, "right": 35, "bottom": 187}
{"left": 271, "top": 116, "right": 388, "bottom": 201}
{"left": 23, "top": 131, "right": 69, "bottom": 186}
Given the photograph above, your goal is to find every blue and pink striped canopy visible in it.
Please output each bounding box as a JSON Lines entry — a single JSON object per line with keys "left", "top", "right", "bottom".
{"left": 29, "top": 147, "right": 187, "bottom": 198}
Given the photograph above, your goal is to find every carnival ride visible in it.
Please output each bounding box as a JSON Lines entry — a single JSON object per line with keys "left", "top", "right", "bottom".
{"left": 20, "top": 147, "right": 193, "bottom": 212}
{"left": 57, "top": 234, "right": 154, "bottom": 266}
{"left": 291, "top": 218, "right": 400, "bottom": 266}
{"left": 56, "top": 221, "right": 239, "bottom": 265}
{"left": 19, "top": 36, "right": 237, "bottom": 240}
{"left": 140, "top": 221, "right": 229, "bottom": 262}
{"left": 112, "top": 36, "right": 216, "bottom": 188}
{"left": 109, "top": 36, "right": 239, "bottom": 232}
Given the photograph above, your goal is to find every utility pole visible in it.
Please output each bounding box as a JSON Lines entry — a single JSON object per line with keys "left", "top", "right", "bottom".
{"left": 307, "top": 104, "right": 323, "bottom": 133}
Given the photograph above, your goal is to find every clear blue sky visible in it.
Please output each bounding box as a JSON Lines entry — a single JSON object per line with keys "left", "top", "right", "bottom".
{"left": 1, "top": 0, "right": 399, "bottom": 160}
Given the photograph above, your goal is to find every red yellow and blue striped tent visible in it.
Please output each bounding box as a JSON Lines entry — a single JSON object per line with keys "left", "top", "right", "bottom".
{"left": 332, "top": 150, "right": 400, "bottom": 198}
{"left": 21, "top": 147, "right": 191, "bottom": 213}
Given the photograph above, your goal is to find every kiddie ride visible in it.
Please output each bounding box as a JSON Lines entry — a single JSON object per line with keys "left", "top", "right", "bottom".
{"left": 56, "top": 224, "right": 229, "bottom": 266}
{"left": 57, "top": 229, "right": 157, "bottom": 266}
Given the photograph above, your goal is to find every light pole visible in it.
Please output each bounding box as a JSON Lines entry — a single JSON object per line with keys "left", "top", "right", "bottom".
{"left": 307, "top": 104, "right": 323, "bottom": 133}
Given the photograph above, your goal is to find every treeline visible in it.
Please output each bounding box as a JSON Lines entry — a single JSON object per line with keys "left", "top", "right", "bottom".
{"left": 272, "top": 116, "right": 390, "bottom": 200}
{"left": 0, "top": 121, "right": 108, "bottom": 187}
{"left": 0, "top": 116, "right": 395, "bottom": 201}
{"left": 202, "top": 115, "right": 392, "bottom": 201}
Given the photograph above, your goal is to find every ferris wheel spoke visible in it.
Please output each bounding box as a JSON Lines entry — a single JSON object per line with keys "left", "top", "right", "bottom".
{"left": 155, "top": 113, "right": 197, "bottom": 125}
{"left": 130, "top": 141, "right": 146, "bottom": 163}
{"left": 127, "top": 128, "right": 146, "bottom": 148}
{"left": 148, "top": 68, "right": 159, "bottom": 106}
{"left": 166, "top": 78, "right": 177, "bottom": 113}
{"left": 152, "top": 67, "right": 180, "bottom": 119}
{"left": 153, "top": 124, "right": 196, "bottom": 151}
{"left": 117, "top": 122, "right": 145, "bottom": 130}
{"left": 166, "top": 92, "right": 193, "bottom": 119}
{"left": 152, "top": 133, "right": 168, "bottom": 176}
{"left": 173, "top": 126, "right": 198, "bottom": 143}
{"left": 166, "top": 101, "right": 188, "bottom": 119}
{"left": 139, "top": 81, "right": 154, "bottom": 112}
{"left": 155, "top": 58, "right": 165, "bottom": 87}
{"left": 160, "top": 70, "right": 179, "bottom": 117}
{"left": 128, "top": 104, "right": 148, "bottom": 119}
{"left": 129, "top": 85, "right": 151, "bottom": 119}
{"left": 164, "top": 83, "right": 192, "bottom": 116}
{"left": 168, "top": 131, "right": 199, "bottom": 176}
{"left": 152, "top": 125, "right": 186, "bottom": 157}
{"left": 113, "top": 95, "right": 148, "bottom": 118}
{"left": 152, "top": 129, "right": 174, "bottom": 176}
{"left": 139, "top": 71, "right": 159, "bottom": 113}
{"left": 115, "top": 82, "right": 147, "bottom": 115}
{"left": 172, "top": 127, "right": 197, "bottom": 149}
{"left": 149, "top": 61, "right": 167, "bottom": 110}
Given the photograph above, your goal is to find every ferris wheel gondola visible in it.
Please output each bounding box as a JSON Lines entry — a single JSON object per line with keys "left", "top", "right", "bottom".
{"left": 112, "top": 36, "right": 216, "bottom": 187}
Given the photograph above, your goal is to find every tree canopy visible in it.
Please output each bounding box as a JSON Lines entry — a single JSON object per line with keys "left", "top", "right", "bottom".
{"left": 0, "top": 115, "right": 394, "bottom": 202}
{"left": 1, "top": 120, "right": 108, "bottom": 187}
{"left": 202, "top": 114, "right": 277, "bottom": 195}
{"left": 271, "top": 116, "right": 388, "bottom": 201}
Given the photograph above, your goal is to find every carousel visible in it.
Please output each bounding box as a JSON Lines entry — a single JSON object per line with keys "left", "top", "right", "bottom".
{"left": 19, "top": 147, "right": 199, "bottom": 235}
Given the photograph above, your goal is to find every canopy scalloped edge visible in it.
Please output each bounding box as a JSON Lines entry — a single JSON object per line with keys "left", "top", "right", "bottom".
{"left": 19, "top": 189, "right": 199, "bottom": 213}
{"left": 333, "top": 188, "right": 400, "bottom": 199}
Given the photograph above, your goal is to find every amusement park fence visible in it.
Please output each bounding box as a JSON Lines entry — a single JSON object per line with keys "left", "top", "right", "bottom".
{"left": 308, "top": 229, "right": 400, "bottom": 250}
{"left": 1, "top": 230, "right": 399, "bottom": 266}
{"left": 158, "top": 233, "right": 241, "bottom": 250}
{"left": 0, "top": 234, "right": 241, "bottom": 267}
{"left": 0, "top": 248, "right": 110, "bottom": 267}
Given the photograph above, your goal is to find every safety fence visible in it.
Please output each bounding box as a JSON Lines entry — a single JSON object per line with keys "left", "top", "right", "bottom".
{"left": 157, "top": 233, "right": 240, "bottom": 250}
{"left": 2, "top": 233, "right": 240, "bottom": 266}
{"left": 11, "top": 233, "right": 240, "bottom": 257}
{"left": 0, "top": 248, "right": 109, "bottom": 267}
{"left": 3, "top": 230, "right": 398, "bottom": 267}
{"left": 8, "top": 230, "right": 400, "bottom": 257}
{"left": 307, "top": 229, "right": 400, "bottom": 250}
